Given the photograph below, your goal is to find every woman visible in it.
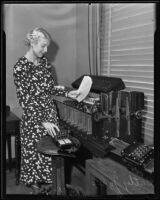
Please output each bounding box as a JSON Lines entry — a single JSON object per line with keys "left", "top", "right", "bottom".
{"left": 13, "top": 27, "right": 60, "bottom": 194}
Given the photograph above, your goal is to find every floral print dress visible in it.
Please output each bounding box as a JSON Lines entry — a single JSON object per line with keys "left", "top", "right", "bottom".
{"left": 13, "top": 56, "right": 59, "bottom": 186}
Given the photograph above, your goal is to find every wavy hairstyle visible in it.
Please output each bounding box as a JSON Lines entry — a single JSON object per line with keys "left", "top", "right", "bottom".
{"left": 24, "top": 27, "right": 51, "bottom": 46}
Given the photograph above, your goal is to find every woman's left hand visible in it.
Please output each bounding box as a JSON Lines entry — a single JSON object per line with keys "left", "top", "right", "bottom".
{"left": 42, "top": 122, "right": 60, "bottom": 138}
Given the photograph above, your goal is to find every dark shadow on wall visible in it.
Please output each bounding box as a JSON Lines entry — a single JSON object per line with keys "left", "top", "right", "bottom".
{"left": 46, "top": 38, "right": 59, "bottom": 85}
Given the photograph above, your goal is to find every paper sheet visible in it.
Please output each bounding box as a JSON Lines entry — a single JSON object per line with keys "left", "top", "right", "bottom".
{"left": 76, "top": 76, "right": 92, "bottom": 102}
{"left": 68, "top": 76, "right": 92, "bottom": 102}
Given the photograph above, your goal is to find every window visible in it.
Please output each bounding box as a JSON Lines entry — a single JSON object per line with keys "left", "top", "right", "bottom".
{"left": 99, "top": 3, "right": 155, "bottom": 144}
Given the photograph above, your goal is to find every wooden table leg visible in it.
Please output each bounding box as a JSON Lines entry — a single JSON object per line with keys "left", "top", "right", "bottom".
{"left": 57, "top": 157, "right": 65, "bottom": 195}
{"left": 51, "top": 156, "right": 66, "bottom": 195}
{"left": 85, "top": 161, "right": 97, "bottom": 196}
{"left": 6, "top": 136, "right": 12, "bottom": 172}
{"left": 51, "top": 157, "right": 57, "bottom": 195}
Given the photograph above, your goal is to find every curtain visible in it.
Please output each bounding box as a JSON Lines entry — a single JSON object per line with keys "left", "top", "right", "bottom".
{"left": 88, "top": 3, "right": 100, "bottom": 75}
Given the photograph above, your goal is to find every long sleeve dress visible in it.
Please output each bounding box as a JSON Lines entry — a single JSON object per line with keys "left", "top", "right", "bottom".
{"left": 13, "top": 56, "right": 59, "bottom": 186}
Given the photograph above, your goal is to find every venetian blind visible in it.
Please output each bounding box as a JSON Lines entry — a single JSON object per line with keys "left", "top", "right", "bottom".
{"left": 100, "top": 3, "right": 155, "bottom": 144}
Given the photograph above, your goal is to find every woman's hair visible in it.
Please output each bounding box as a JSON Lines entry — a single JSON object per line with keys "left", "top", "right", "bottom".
{"left": 24, "top": 27, "right": 51, "bottom": 46}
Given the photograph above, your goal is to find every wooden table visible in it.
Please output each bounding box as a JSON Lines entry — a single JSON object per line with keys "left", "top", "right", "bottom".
{"left": 85, "top": 157, "right": 154, "bottom": 196}
{"left": 37, "top": 135, "right": 77, "bottom": 196}
{"left": 85, "top": 139, "right": 154, "bottom": 196}
{"left": 6, "top": 111, "right": 21, "bottom": 185}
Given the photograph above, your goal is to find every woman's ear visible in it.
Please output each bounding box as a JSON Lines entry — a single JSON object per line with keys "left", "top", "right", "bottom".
{"left": 30, "top": 40, "right": 34, "bottom": 47}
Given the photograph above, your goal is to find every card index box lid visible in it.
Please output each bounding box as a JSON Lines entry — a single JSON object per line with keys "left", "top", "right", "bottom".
{"left": 71, "top": 74, "right": 125, "bottom": 94}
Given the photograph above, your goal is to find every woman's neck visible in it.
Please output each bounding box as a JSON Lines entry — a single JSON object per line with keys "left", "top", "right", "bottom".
{"left": 25, "top": 50, "right": 39, "bottom": 65}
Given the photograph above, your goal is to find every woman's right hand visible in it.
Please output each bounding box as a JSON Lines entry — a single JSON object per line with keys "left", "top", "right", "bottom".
{"left": 42, "top": 122, "right": 60, "bottom": 138}
{"left": 68, "top": 90, "right": 81, "bottom": 99}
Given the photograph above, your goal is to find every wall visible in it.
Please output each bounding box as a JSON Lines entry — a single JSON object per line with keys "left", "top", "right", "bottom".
{"left": 4, "top": 3, "right": 90, "bottom": 118}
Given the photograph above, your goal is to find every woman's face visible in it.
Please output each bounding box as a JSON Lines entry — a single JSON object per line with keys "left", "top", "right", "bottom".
{"left": 31, "top": 37, "right": 50, "bottom": 58}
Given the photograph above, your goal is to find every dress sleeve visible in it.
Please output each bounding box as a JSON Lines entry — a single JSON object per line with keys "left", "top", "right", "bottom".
{"left": 13, "top": 62, "right": 31, "bottom": 109}
{"left": 13, "top": 61, "right": 46, "bottom": 122}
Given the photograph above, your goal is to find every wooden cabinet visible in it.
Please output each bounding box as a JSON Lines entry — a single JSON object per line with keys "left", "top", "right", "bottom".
{"left": 6, "top": 112, "right": 21, "bottom": 185}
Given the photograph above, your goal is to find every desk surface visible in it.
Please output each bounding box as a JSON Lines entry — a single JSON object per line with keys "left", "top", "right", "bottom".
{"left": 37, "top": 135, "right": 76, "bottom": 158}
{"left": 109, "top": 138, "right": 154, "bottom": 175}
{"left": 6, "top": 112, "right": 21, "bottom": 135}
{"left": 6, "top": 112, "right": 21, "bottom": 122}
{"left": 86, "top": 157, "right": 154, "bottom": 194}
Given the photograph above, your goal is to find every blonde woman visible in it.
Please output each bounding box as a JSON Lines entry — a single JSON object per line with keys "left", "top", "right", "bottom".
{"left": 13, "top": 27, "right": 60, "bottom": 194}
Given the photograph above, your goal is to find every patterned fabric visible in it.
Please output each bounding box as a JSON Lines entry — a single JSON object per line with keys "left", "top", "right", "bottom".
{"left": 13, "top": 56, "right": 58, "bottom": 185}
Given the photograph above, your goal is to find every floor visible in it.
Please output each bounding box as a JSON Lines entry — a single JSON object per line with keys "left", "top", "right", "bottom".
{"left": 6, "top": 166, "right": 86, "bottom": 196}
